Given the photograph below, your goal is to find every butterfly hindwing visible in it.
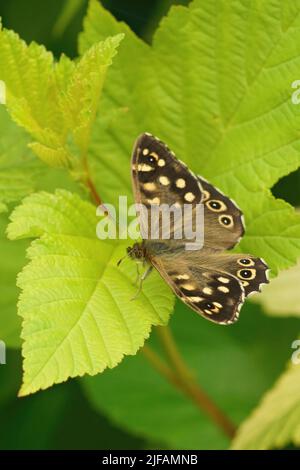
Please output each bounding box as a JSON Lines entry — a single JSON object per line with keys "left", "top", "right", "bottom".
{"left": 150, "top": 250, "right": 245, "bottom": 325}
{"left": 197, "top": 176, "right": 245, "bottom": 250}
{"left": 204, "top": 252, "right": 270, "bottom": 296}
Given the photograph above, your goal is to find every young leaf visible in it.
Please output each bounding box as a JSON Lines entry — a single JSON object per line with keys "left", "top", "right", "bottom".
{"left": 0, "top": 107, "right": 42, "bottom": 212}
{"left": 0, "top": 22, "right": 123, "bottom": 172}
{"left": 7, "top": 190, "right": 174, "bottom": 396}
{"left": 79, "top": 0, "right": 300, "bottom": 275}
{"left": 82, "top": 301, "right": 299, "bottom": 450}
{"left": 63, "top": 35, "right": 124, "bottom": 157}
{"left": 231, "top": 361, "right": 300, "bottom": 450}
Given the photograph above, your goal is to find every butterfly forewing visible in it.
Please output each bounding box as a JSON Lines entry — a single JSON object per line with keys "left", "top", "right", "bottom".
{"left": 132, "top": 134, "right": 203, "bottom": 242}
{"left": 132, "top": 133, "right": 202, "bottom": 207}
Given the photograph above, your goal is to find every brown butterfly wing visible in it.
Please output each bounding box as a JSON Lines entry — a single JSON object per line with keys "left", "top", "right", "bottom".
{"left": 130, "top": 133, "right": 270, "bottom": 324}
{"left": 131, "top": 134, "right": 245, "bottom": 250}
{"left": 147, "top": 248, "right": 269, "bottom": 324}
{"left": 149, "top": 249, "right": 245, "bottom": 325}
{"left": 197, "top": 176, "right": 245, "bottom": 250}
{"left": 132, "top": 133, "right": 202, "bottom": 207}
{"left": 131, "top": 134, "right": 203, "bottom": 243}
{"left": 201, "top": 252, "right": 270, "bottom": 296}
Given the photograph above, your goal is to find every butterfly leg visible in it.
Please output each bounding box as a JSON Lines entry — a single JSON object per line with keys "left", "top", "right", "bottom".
{"left": 134, "top": 263, "right": 141, "bottom": 285}
{"left": 131, "top": 265, "right": 153, "bottom": 300}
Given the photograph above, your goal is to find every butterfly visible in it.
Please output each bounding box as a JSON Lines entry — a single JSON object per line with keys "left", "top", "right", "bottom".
{"left": 125, "top": 133, "right": 269, "bottom": 325}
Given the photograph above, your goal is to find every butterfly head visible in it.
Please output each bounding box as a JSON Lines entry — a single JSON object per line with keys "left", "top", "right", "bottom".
{"left": 126, "top": 242, "right": 146, "bottom": 261}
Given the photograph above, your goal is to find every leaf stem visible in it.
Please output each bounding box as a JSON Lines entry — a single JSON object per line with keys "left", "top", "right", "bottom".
{"left": 81, "top": 154, "right": 105, "bottom": 209}
{"left": 143, "top": 326, "right": 236, "bottom": 439}
{"left": 85, "top": 175, "right": 102, "bottom": 207}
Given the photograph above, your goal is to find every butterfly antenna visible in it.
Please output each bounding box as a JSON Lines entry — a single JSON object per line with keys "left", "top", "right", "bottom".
{"left": 117, "top": 254, "right": 127, "bottom": 267}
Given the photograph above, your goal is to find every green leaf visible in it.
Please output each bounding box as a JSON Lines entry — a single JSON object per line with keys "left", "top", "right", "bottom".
{"left": 0, "top": 107, "right": 42, "bottom": 212}
{"left": 79, "top": 0, "right": 300, "bottom": 275}
{"left": 0, "top": 21, "right": 123, "bottom": 171}
{"left": 63, "top": 34, "right": 124, "bottom": 157}
{"left": 252, "top": 260, "right": 300, "bottom": 317}
{"left": 231, "top": 361, "right": 300, "bottom": 450}
{"left": 7, "top": 190, "right": 174, "bottom": 396}
{"left": 82, "top": 301, "right": 299, "bottom": 450}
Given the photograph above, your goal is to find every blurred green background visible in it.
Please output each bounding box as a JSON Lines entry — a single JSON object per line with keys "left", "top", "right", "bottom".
{"left": 0, "top": 0, "right": 299, "bottom": 450}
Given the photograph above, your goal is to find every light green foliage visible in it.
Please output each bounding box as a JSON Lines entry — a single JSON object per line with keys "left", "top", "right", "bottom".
{"left": 0, "top": 23, "right": 123, "bottom": 172}
{"left": 82, "top": 301, "right": 299, "bottom": 449}
{"left": 232, "top": 361, "right": 300, "bottom": 449}
{"left": 0, "top": 107, "right": 41, "bottom": 212}
{"left": 80, "top": 0, "right": 300, "bottom": 275}
{"left": 7, "top": 190, "right": 174, "bottom": 395}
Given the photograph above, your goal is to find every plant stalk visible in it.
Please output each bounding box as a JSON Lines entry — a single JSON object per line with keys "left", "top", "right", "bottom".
{"left": 151, "top": 326, "right": 236, "bottom": 439}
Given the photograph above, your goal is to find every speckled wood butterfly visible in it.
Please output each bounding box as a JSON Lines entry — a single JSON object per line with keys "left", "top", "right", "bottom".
{"left": 126, "top": 133, "right": 269, "bottom": 325}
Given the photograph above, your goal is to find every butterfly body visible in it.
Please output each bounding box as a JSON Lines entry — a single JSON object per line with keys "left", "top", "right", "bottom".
{"left": 128, "top": 133, "right": 269, "bottom": 325}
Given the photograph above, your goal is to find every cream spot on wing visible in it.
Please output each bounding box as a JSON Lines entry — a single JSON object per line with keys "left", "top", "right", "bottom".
{"left": 204, "top": 309, "right": 213, "bottom": 315}
{"left": 213, "top": 302, "right": 223, "bottom": 309}
{"left": 150, "top": 152, "right": 159, "bottom": 161}
{"left": 201, "top": 190, "right": 210, "bottom": 202}
{"left": 218, "top": 286, "right": 229, "bottom": 293}
{"left": 147, "top": 197, "right": 160, "bottom": 205}
{"left": 242, "top": 281, "right": 249, "bottom": 287}
{"left": 189, "top": 296, "right": 203, "bottom": 302}
{"left": 138, "top": 163, "right": 154, "bottom": 172}
{"left": 203, "top": 287, "right": 213, "bottom": 295}
{"left": 159, "top": 176, "right": 170, "bottom": 186}
{"left": 176, "top": 274, "right": 189, "bottom": 280}
{"left": 218, "top": 276, "right": 230, "bottom": 284}
{"left": 184, "top": 192, "right": 195, "bottom": 202}
{"left": 176, "top": 178, "right": 186, "bottom": 188}
{"left": 143, "top": 182, "right": 156, "bottom": 191}
{"left": 143, "top": 148, "right": 149, "bottom": 156}
{"left": 158, "top": 159, "right": 165, "bottom": 167}
{"left": 182, "top": 283, "right": 196, "bottom": 291}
